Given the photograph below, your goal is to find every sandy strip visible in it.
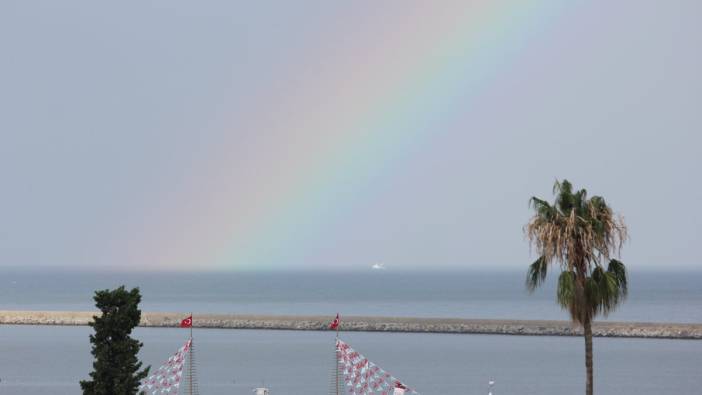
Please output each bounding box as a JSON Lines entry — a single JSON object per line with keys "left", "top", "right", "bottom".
{"left": 1, "top": 311, "right": 700, "bottom": 339}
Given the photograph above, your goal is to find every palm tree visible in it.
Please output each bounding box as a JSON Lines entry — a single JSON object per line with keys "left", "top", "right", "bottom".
{"left": 525, "top": 180, "right": 628, "bottom": 395}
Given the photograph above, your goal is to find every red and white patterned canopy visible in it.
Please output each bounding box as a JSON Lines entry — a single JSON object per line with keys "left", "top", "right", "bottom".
{"left": 336, "top": 339, "right": 419, "bottom": 395}
{"left": 139, "top": 338, "right": 191, "bottom": 394}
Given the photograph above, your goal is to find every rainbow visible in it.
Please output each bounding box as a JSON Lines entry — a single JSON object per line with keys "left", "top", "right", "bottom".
{"left": 128, "top": 1, "right": 569, "bottom": 271}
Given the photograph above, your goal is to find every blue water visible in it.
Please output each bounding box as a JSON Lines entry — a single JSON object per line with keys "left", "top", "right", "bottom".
{"left": 0, "top": 270, "right": 700, "bottom": 394}
{"left": 1, "top": 270, "right": 700, "bottom": 323}
{"left": 0, "top": 325, "right": 700, "bottom": 395}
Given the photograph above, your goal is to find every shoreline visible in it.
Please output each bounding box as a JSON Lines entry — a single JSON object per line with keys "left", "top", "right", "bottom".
{"left": 1, "top": 310, "right": 700, "bottom": 339}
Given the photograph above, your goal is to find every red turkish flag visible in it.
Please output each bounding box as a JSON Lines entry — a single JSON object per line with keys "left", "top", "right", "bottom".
{"left": 329, "top": 313, "right": 340, "bottom": 330}
{"left": 180, "top": 315, "right": 192, "bottom": 328}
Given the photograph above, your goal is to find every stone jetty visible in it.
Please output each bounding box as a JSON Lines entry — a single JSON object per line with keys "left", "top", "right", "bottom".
{"left": 1, "top": 311, "right": 700, "bottom": 339}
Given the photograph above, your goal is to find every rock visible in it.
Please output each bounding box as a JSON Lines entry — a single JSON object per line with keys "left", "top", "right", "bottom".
{"left": 1, "top": 311, "right": 700, "bottom": 339}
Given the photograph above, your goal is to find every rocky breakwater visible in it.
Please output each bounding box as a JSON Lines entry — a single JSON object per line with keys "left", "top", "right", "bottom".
{"left": 1, "top": 311, "right": 700, "bottom": 339}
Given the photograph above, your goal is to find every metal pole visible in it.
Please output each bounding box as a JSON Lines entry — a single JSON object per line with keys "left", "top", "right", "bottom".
{"left": 189, "top": 312, "right": 193, "bottom": 395}
{"left": 335, "top": 316, "right": 340, "bottom": 395}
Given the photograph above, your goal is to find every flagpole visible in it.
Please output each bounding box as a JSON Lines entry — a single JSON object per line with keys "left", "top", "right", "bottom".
{"left": 335, "top": 313, "right": 339, "bottom": 395}
{"left": 189, "top": 312, "right": 193, "bottom": 395}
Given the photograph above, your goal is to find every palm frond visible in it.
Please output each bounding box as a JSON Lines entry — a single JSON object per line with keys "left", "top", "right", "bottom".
{"left": 529, "top": 197, "right": 556, "bottom": 220}
{"left": 552, "top": 179, "right": 563, "bottom": 195}
{"left": 526, "top": 256, "right": 548, "bottom": 292}
{"left": 556, "top": 271, "right": 577, "bottom": 311}
{"left": 555, "top": 180, "right": 575, "bottom": 214}
{"left": 607, "top": 259, "right": 628, "bottom": 297}
{"left": 588, "top": 267, "right": 623, "bottom": 317}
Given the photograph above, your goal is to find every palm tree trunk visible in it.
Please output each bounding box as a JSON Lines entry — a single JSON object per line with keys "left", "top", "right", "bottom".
{"left": 584, "top": 316, "right": 594, "bottom": 395}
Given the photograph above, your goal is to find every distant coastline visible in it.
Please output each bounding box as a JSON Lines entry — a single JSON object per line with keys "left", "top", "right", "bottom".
{"left": 1, "top": 310, "right": 700, "bottom": 339}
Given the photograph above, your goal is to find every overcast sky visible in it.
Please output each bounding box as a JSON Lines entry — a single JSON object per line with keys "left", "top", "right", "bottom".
{"left": 1, "top": 1, "right": 700, "bottom": 272}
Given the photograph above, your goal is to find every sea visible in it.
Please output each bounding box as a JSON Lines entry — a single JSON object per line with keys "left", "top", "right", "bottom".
{"left": 0, "top": 270, "right": 700, "bottom": 394}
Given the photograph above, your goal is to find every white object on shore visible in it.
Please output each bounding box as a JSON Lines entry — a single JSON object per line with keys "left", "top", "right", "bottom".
{"left": 254, "top": 388, "right": 269, "bottom": 395}
{"left": 393, "top": 388, "right": 406, "bottom": 395}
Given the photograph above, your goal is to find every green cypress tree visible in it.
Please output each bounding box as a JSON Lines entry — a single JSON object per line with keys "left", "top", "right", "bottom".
{"left": 81, "top": 286, "right": 150, "bottom": 395}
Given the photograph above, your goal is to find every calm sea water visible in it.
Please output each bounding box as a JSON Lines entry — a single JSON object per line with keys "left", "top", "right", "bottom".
{"left": 1, "top": 270, "right": 701, "bottom": 322}
{"left": 0, "top": 325, "right": 700, "bottom": 395}
{"left": 0, "top": 270, "right": 700, "bottom": 394}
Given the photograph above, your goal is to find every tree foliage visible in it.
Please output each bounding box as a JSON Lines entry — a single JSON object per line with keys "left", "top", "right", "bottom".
{"left": 80, "top": 286, "right": 149, "bottom": 395}
{"left": 525, "top": 180, "right": 629, "bottom": 324}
